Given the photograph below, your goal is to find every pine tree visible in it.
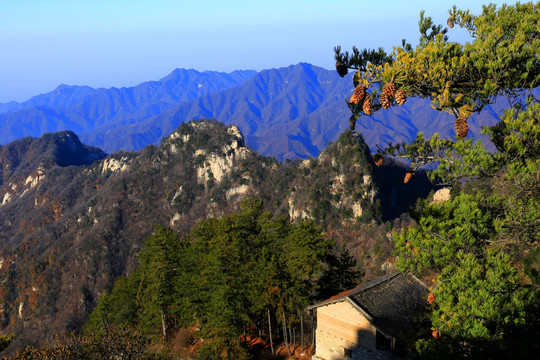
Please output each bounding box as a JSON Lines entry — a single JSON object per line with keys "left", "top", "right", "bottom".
{"left": 392, "top": 104, "right": 540, "bottom": 359}
{"left": 136, "top": 225, "right": 184, "bottom": 341}
{"left": 86, "top": 199, "right": 362, "bottom": 358}
{"left": 334, "top": 3, "right": 539, "bottom": 358}
{"left": 334, "top": 2, "right": 539, "bottom": 138}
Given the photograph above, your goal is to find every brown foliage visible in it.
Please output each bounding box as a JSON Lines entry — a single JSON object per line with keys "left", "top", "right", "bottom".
{"left": 1, "top": 326, "right": 153, "bottom": 360}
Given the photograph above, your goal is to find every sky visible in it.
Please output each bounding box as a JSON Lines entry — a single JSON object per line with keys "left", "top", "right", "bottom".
{"left": 0, "top": 0, "right": 503, "bottom": 103}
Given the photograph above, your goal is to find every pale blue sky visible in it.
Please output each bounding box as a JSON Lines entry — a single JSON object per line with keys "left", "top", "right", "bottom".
{"left": 0, "top": 0, "right": 501, "bottom": 102}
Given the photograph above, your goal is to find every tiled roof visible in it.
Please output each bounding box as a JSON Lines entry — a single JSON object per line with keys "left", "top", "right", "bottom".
{"left": 309, "top": 273, "right": 428, "bottom": 337}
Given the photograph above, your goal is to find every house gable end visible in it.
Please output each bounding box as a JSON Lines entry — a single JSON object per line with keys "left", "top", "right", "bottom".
{"left": 314, "top": 300, "right": 377, "bottom": 359}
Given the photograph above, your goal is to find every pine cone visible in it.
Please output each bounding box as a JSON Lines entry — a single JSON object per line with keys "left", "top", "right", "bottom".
{"left": 455, "top": 116, "right": 468, "bottom": 138}
{"left": 395, "top": 89, "right": 407, "bottom": 105}
{"left": 362, "top": 96, "right": 372, "bottom": 115}
{"left": 373, "top": 154, "right": 383, "bottom": 166}
{"left": 427, "top": 292, "right": 435, "bottom": 305}
{"left": 349, "top": 115, "right": 356, "bottom": 131}
{"left": 336, "top": 61, "right": 348, "bottom": 77}
{"left": 380, "top": 93, "right": 391, "bottom": 109}
{"left": 349, "top": 85, "right": 365, "bottom": 104}
{"left": 383, "top": 82, "right": 396, "bottom": 98}
{"left": 404, "top": 171, "right": 415, "bottom": 184}
{"left": 447, "top": 16, "right": 455, "bottom": 29}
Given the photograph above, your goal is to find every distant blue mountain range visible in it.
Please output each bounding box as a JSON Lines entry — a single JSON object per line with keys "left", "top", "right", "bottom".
{"left": 0, "top": 63, "right": 517, "bottom": 160}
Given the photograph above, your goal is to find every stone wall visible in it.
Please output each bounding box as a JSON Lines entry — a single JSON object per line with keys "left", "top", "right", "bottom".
{"left": 314, "top": 301, "right": 376, "bottom": 360}
{"left": 313, "top": 301, "right": 399, "bottom": 360}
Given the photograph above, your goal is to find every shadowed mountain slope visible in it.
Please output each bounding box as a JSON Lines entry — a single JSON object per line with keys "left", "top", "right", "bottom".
{"left": 0, "top": 131, "right": 106, "bottom": 188}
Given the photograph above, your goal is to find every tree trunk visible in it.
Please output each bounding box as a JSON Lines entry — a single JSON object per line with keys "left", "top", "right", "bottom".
{"left": 300, "top": 310, "right": 304, "bottom": 347}
{"left": 282, "top": 310, "right": 291, "bottom": 357}
{"left": 100, "top": 310, "right": 109, "bottom": 335}
{"left": 161, "top": 309, "right": 167, "bottom": 342}
{"left": 268, "top": 309, "right": 274, "bottom": 355}
{"left": 311, "top": 310, "right": 315, "bottom": 346}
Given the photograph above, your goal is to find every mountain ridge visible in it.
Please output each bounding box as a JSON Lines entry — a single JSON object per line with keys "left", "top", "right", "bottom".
{"left": 0, "top": 68, "right": 257, "bottom": 146}
{"left": 90, "top": 63, "right": 353, "bottom": 159}
{"left": 0, "top": 63, "right": 522, "bottom": 161}
{"left": 0, "top": 68, "right": 257, "bottom": 114}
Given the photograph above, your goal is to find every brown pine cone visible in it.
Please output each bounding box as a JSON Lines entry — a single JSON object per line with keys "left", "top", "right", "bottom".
{"left": 362, "top": 95, "right": 372, "bottom": 115}
{"left": 336, "top": 61, "right": 348, "bottom": 77}
{"left": 383, "top": 82, "right": 396, "bottom": 98}
{"left": 380, "top": 93, "right": 391, "bottom": 109}
{"left": 395, "top": 89, "right": 407, "bottom": 105}
{"left": 455, "top": 116, "right": 468, "bottom": 138}
{"left": 349, "top": 85, "right": 365, "bottom": 104}
{"left": 373, "top": 154, "right": 383, "bottom": 166}
{"left": 404, "top": 171, "right": 415, "bottom": 184}
{"left": 447, "top": 16, "right": 455, "bottom": 29}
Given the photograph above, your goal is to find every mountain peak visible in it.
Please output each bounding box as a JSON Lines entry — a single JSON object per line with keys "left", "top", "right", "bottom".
{"left": 159, "top": 68, "right": 200, "bottom": 82}
{"left": 51, "top": 84, "right": 95, "bottom": 95}
{"left": 162, "top": 119, "right": 247, "bottom": 159}
{"left": 296, "top": 62, "right": 315, "bottom": 69}
{"left": 8, "top": 131, "right": 106, "bottom": 170}
{"left": 43, "top": 131, "right": 107, "bottom": 167}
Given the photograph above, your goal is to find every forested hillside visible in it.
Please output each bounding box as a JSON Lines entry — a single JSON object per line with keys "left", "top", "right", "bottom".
{"left": 85, "top": 203, "right": 347, "bottom": 359}
{"left": 0, "top": 120, "right": 427, "bottom": 354}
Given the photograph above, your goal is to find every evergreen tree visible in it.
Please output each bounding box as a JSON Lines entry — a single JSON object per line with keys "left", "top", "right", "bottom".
{"left": 335, "top": 2, "right": 539, "bottom": 358}
{"left": 85, "top": 269, "right": 141, "bottom": 334}
{"left": 136, "top": 225, "right": 185, "bottom": 341}
{"left": 86, "top": 225, "right": 187, "bottom": 342}
{"left": 335, "top": 2, "right": 539, "bottom": 136}
{"left": 87, "top": 199, "right": 359, "bottom": 359}
{"left": 317, "top": 246, "right": 362, "bottom": 300}
{"left": 390, "top": 104, "right": 540, "bottom": 359}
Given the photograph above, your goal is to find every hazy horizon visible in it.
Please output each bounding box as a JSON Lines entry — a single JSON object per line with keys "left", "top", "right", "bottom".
{"left": 1, "top": 0, "right": 503, "bottom": 103}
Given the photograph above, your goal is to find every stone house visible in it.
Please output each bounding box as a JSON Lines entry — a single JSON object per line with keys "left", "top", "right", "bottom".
{"left": 308, "top": 273, "right": 428, "bottom": 360}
